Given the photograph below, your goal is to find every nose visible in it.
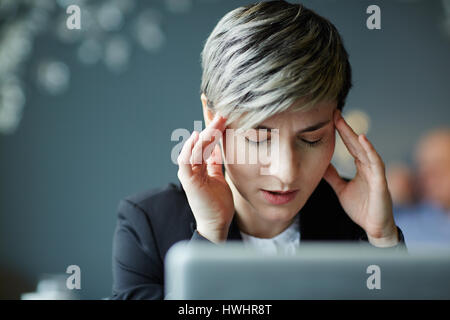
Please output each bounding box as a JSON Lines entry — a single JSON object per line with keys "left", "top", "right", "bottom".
{"left": 268, "top": 138, "right": 299, "bottom": 186}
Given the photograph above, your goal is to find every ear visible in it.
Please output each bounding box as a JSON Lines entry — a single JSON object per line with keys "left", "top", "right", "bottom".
{"left": 201, "top": 93, "right": 215, "bottom": 127}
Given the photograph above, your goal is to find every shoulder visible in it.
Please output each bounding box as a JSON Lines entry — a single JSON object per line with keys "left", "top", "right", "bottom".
{"left": 122, "top": 182, "right": 188, "bottom": 215}
{"left": 116, "top": 182, "right": 195, "bottom": 260}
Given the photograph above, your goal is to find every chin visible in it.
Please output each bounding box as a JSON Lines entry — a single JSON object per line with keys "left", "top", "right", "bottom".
{"left": 257, "top": 203, "right": 300, "bottom": 222}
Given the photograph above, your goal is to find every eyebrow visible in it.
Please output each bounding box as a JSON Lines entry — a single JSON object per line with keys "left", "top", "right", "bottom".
{"left": 255, "top": 120, "right": 331, "bottom": 133}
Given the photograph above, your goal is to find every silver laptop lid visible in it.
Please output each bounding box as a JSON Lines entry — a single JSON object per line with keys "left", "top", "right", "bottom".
{"left": 165, "top": 241, "right": 450, "bottom": 300}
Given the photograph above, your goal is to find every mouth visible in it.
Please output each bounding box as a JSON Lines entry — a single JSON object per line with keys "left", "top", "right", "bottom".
{"left": 260, "top": 189, "right": 299, "bottom": 205}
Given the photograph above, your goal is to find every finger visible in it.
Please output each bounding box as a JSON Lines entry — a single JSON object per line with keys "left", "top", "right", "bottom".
{"left": 202, "top": 126, "right": 224, "bottom": 165}
{"left": 191, "top": 114, "right": 227, "bottom": 165}
{"left": 206, "top": 144, "right": 224, "bottom": 177}
{"left": 323, "top": 162, "right": 347, "bottom": 197}
{"left": 334, "top": 110, "right": 369, "bottom": 164}
{"left": 177, "top": 131, "right": 199, "bottom": 179}
{"left": 359, "top": 134, "right": 386, "bottom": 175}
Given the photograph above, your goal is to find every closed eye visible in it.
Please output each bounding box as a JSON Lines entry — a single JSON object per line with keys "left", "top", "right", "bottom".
{"left": 245, "top": 137, "right": 269, "bottom": 144}
{"left": 244, "top": 129, "right": 271, "bottom": 144}
{"left": 301, "top": 138, "right": 322, "bottom": 147}
{"left": 246, "top": 137, "right": 323, "bottom": 147}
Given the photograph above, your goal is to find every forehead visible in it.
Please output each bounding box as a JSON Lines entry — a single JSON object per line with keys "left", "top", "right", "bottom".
{"left": 228, "top": 100, "right": 336, "bottom": 130}
{"left": 265, "top": 100, "right": 335, "bottom": 124}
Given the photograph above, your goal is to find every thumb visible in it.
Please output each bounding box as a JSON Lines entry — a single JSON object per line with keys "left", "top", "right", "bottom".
{"left": 323, "top": 162, "right": 346, "bottom": 197}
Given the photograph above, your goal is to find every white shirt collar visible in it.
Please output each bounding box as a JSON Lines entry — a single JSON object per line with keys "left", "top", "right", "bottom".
{"left": 239, "top": 215, "right": 300, "bottom": 255}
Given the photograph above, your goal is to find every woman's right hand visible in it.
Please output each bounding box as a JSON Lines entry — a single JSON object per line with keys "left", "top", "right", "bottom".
{"left": 177, "top": 114, "right": 235, "bottom": 243}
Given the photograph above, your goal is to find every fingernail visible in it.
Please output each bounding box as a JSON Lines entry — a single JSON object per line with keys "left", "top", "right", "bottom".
{"left": 215, "top": 115, "right": 227, "bottom": 126}
{"left": 213, "top": 113, "right": 221, "bottom": 122}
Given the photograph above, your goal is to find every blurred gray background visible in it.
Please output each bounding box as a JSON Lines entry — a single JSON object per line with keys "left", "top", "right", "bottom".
{"left": 0, "top": 0, "right": 449, "bottom": 299}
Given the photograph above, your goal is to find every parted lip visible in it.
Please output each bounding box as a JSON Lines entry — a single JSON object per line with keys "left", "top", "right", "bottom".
{"left": 262, "top": 189, "right": 298, "bottom": 194}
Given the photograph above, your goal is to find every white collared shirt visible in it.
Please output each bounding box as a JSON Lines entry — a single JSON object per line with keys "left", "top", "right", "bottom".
{"left": 239, "top": 215, "right": 300, "bottom": 255}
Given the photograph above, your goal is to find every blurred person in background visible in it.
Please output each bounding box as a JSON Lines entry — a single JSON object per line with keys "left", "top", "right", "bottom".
{"left": 387, "top": 162, "right": 419, "bottom": 208}
{"left": 389, "top": 128, "right": 450, "bottom": 251}
{"left": 415, "top": 128, "right": 450, "bottom": 211}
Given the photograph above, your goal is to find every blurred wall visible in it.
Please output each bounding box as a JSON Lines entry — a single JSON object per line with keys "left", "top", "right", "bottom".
{"left": 0, "top": 0, "right": 449, "bottom": 299}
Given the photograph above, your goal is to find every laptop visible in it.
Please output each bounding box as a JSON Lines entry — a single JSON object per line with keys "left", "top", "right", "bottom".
{"left": 164, "top": 241, "right": 450, "bottom": 299}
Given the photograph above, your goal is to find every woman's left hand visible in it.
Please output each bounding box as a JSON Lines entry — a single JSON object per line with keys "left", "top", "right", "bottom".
{"left": 323, "top": 109, "right": 399, "bottom": 247}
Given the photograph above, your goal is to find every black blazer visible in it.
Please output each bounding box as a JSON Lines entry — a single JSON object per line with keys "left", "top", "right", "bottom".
{"left": 111, "top": 178, "right": 405, "bottom": 300}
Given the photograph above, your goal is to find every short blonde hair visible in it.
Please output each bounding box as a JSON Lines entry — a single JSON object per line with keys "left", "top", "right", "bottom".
{"left": 200, "top": 0, "right": 352, "bottom": 130}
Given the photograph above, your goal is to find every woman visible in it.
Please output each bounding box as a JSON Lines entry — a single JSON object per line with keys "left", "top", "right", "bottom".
{"left": 111, "top": 0, "right": 405, "bottom": 300}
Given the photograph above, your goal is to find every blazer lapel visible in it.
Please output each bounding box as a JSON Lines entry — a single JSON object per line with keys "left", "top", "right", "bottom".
{"left": 227, "top": 212, "right": 243, "bottom": 241}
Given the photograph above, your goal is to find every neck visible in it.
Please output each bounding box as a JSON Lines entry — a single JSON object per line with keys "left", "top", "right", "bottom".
{"left": 225, "top": 171, "right": 297, "bottom": 239}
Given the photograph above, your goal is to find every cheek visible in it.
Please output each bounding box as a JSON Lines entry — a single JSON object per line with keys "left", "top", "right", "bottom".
{"left": 309, "top": 131, "right": 335, "bottom": 158}
{"left": 325, "top": 131, "right": 336, "bottom": 162}
{"left": 321, "top": 133, "right": 336, "bottom": 171}
{"left": 222, "top": 133, "right": 261, "bottom": 182}
{"left": 224, "top": 163, "right": 258, "bottom": 186}
{"left": 301, "top": 132, "right": 335, "bottom": 174}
